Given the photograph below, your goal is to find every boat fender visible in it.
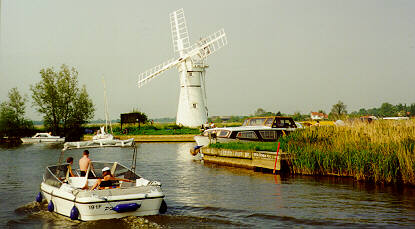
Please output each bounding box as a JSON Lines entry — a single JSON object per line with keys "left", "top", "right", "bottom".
{"left": 159, "top": 200, "right": 167, "bottom": 214}
{"left": 112, "top": 203, "right": 141, "bottom": 213}
{"left": 70, "top": 206, "right": 79, "bottom": 220}
{"left": 190, "top": 145, "right": 202, "bottom": 156}
{"left": 47, "top": 200, "right": 54, "bottom": 212}
{"left": 35, "top": 192, "right": 42, "bottom": 203}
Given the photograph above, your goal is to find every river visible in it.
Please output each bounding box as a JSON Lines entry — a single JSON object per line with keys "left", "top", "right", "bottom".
{"left": 1, "top": 142, "right": 415, "bottom": 228}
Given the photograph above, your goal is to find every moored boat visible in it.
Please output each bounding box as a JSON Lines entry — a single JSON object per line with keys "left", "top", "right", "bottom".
{"left": 21, "top": 133, "right": 65, "bottom": 143}
{"left": 194, "top": 116, "right": 298, "bottom": 146}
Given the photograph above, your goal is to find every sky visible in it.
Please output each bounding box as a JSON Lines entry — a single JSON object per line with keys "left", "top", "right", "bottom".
{"left": 0, "top": 0, "right": 414, "bottom": 121}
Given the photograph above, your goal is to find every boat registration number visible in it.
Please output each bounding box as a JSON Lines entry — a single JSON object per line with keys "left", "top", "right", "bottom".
{"left": 89, "top": 204, "right": 113, "bottom": 211}
{"left": 89, "top": 204, "right": 102, "bottom": 210}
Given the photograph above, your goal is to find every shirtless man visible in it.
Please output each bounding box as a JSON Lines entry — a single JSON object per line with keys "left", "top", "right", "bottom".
{"left": 79, "top": 150, "right": 94, "bottom": 178}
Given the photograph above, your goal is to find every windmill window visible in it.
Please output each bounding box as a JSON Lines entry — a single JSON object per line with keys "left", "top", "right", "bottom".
{"left": 192, "top": 103, "right": 197, "bottom": 108}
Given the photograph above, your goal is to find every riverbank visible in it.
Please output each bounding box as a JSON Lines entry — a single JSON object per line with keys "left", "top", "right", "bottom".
{"left": 83, "top": 134, "right": 196, "bottom": 142}
{"left": 209, "top": 120, "right": 415, "bottom": 185}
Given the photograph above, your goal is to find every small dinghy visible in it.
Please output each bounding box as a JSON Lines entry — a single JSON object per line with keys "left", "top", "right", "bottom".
{"left": 36, "top": 140, "right": 166, "bottom": 221}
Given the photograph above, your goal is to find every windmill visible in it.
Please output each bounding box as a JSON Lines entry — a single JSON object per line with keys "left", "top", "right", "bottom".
{"left": 137, "top": 8, "right": 227, "bottom": 127}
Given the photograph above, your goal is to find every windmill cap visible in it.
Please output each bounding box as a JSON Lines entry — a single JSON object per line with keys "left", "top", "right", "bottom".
{"left": 102, "top": 167, "right": 111, "bottom": 172}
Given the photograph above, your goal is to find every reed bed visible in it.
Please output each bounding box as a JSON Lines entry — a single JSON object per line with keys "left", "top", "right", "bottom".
{"left": 210, "top": 120, "right": 415, "bottom": 184}
{"left": 286, "top": 120, "right": 415, "bottom": 184}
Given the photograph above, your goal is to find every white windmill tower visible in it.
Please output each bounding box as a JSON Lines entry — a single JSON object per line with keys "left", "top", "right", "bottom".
{"left": 137, "top": 8, "right": 227, "bottom": 127}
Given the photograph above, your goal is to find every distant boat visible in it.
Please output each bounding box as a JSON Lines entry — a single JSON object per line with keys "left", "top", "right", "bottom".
{"left": 93, "top": 78, "right": 114, "bottom": 143}
{"left": 92, "top": 126, "right": 114, "bottom": 143}
{"left": 21, "top": 133, "right": 65, "bottom": 143}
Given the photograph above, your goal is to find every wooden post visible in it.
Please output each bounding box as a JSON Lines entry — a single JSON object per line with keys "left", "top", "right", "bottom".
{"left": 273, "top": 142, "right": 280, "bottom": 174}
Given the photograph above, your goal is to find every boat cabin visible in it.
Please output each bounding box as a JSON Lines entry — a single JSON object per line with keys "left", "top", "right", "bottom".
{"left": 199, "top": 116, "right": 297, "bottom": 143}
{"left": 242, "top": 116, "right": 297, "bottom": 128}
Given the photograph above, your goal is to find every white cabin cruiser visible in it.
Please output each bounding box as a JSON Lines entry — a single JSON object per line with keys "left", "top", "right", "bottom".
{"left": 36, "top": 139, "right": 166, "bottom": 221}
{"left": 21, "top": 133, "right": 65, "bottom": 143}
{"left": 194, "top": 116, "right": 298, "bottom": 146}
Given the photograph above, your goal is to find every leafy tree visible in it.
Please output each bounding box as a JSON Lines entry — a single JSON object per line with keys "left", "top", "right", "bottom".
{"left": 31, "top": 65, "right": 94, "bottom": 138}
{"left": 130, "top": 111, "right": 147, "bottom": 129}
{"left": 292, "top": 112, "right": 301, "bottom": 121}
{"left": 378, "top": 102, "right": 396, "bottom": 117}
{"left": 254, "top": 108, "right": 266, "bottom": 116}
{"left": 0, "top": 88, "right": 33, "bottom": 137}
{"left": 330, "top": 100, "right": 347, "bottom": 120}
{"left": 409, "top": 103, "right": 415, "bottom": 117}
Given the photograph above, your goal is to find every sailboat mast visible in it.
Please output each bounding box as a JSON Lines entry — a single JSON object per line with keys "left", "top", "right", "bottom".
{"left": 102, "top": 78, "right": 113, "bottom": 134}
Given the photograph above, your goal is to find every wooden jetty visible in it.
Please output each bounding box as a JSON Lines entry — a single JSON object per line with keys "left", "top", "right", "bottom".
{"left": 200, "top": 147, "right": 290, "bottom": 172}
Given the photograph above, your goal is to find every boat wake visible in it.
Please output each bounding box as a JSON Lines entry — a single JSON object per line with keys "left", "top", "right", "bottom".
{"left": 9, "top": 201, "right": 162, "bottom": 228}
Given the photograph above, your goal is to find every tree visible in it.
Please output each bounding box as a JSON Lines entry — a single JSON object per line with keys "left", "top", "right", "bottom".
{"left": 378, "top": 102, "right": 396, "bottom": 117}
{"left": 254, "top": 108, "right": 266, "bottom": 116}
{"left": 129, "top": 109, "right": 148, "bottom": 129}
{"left": 292, "top": 112, "right": 301, "bottom": 121}
{"left": 31, "top": 65, "right": 94, "bottom": 137}
{"left": 330, "top": 100, "right": 347, "bottom": 120}
{"left": 0, "top": 88, "right": 33, "bottom": 137}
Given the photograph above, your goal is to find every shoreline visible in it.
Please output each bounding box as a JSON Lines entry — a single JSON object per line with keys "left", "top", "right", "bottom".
{"left": 83, "top": 134, "right": 196, "bottom": 142}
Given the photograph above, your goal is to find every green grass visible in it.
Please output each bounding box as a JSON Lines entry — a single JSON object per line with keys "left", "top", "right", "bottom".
{"left": 111, "top": 124, "right": 200, "bottom": 135}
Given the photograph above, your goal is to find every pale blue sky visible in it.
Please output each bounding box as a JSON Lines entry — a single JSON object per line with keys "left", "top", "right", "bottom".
{"left": 1, "top": 0, "right": 414, "bottom": 120}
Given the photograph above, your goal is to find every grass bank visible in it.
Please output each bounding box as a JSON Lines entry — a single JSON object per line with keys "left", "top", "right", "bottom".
{"left": 87, "top": 123, "right": 200, "bottom": 135}
{"left": 210, "top": 120, "right": 415, "bottom": 184}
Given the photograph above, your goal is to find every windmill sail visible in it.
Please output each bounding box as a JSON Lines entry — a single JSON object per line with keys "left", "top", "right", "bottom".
{"left": 170, "top": 8, "right": 190, "bottom": 55}
{"left": 136, "top": 9, "right": 228, "bottom": 127}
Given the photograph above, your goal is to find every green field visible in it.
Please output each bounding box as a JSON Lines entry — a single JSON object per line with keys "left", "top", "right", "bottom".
{"left": 87, "top": 123, "right": 200, "bottom": 135}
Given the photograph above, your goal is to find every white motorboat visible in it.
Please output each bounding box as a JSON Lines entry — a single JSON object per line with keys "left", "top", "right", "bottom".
{"left": 36, "top": 140, "right": 166, "bottom": 221}
{"left": 21, "top": 133, "right": 65, "bottom": 143}
{"left": 194, "top": 116, "right": 298, "bottom": 146}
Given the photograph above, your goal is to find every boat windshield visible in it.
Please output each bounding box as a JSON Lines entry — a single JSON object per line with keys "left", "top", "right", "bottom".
{"left": 243, "top": 118, "right": 267, "bottom": 126}
{"left": 274, "top": 118, "right": 296, "bottom": 128}
{"left": 44, "top": 162, "right": 140, "bottom": 188}
{"left": 90, "top": 161, "right": 140, "bottom": 180}
{"left": 44, "top": 164, "right": 68, "bottom": 188}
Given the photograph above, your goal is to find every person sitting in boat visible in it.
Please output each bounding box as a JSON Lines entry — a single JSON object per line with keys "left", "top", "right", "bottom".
{"left": 90, "top": 167, "right": 132, "bottom": 190}
{"left": 66, "top": 157, "right": 76, "bottom": 177}
{"left": 79, "top": 150, "right": 95, "bottom": 178}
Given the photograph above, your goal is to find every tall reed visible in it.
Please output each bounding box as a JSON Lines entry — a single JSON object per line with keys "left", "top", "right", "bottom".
{"left": 286, "top": 120, "right": 415, "bottom": 184}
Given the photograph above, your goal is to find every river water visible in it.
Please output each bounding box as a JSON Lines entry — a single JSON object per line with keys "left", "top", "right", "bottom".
{"left": 1, "top": 142, "right": 415, "bottom": 228}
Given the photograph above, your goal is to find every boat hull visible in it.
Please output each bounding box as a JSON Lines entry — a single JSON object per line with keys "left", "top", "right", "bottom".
{"left": 41, "top": 183, "right": 164, "bottom": 221}
{"left": 194, "top": 135, "right": 248, "bottom": 146}
{"left": 21, "top": 137, "right": 65, "bottom": 143}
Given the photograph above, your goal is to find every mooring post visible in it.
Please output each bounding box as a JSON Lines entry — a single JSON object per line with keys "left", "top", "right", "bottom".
{"left": 273, "top": 142, "right": 280, "bottom": 174}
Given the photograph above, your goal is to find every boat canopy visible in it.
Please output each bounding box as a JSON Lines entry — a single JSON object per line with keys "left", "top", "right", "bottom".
{"left": 58, "top": 138, "right": 138, "bottom": 172}
{"left": 63, "top": 138, "right": 134, "bottom": 150}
